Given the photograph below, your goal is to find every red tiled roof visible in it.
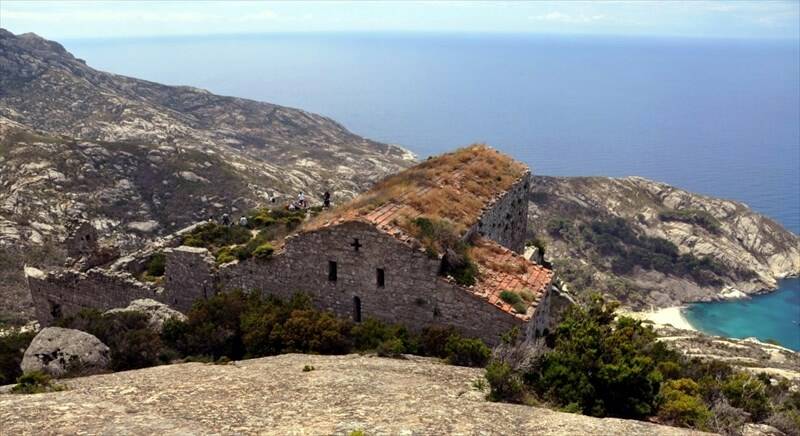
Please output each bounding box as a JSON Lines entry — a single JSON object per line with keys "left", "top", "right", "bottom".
{"left": 465, "top": 238, "right": 554, "bottom": 320}
{"left": 303, "top": 144, "right": 528, "bottom": 235}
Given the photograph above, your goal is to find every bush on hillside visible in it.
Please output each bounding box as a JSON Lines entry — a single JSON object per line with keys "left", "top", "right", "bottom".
{"left": 657, "top": 379, "right": 712, "bottom": 430}
{"left": 182, "top": 222, "right": 251, "bottom": 250}
{"left": 11, "top": 370, "right": 64, "bottom": 394}
{"left": 722, "top": 372, "right": 772, "bottom": 422}
{"left": 145, "top": 252, "right": 166, "bottom": 277}
{"left": 526, "top": 295, "right": 664, "bottom": 419}
{"left": 0, "top": 330, "right": 36, "bottom": 385}
{"left": 485, "top": 360, "right": 524, "bottom": 403}
{"left": 445, "top": 335, "right": 491, "bottom": 367}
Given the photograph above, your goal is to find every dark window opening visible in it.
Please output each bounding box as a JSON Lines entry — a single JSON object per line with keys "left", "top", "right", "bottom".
{"left": 49, "top": 301, "right": 62, "bottom": 320}
{"left": 328, "top": 261, "right": 337, "bottom": 282}
{"left": 350, "top": 238, "right": 362, "bottom": 251}
{"left": 353, "top": 296, "right": 362, "bottom": 322}
{"left": 376, "top": 268, "right": 385, "bottom": 288}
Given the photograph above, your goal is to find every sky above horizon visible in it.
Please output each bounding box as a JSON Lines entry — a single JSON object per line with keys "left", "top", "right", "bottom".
{"left": 1, "top": 1, "right": 799, "bottom": 40}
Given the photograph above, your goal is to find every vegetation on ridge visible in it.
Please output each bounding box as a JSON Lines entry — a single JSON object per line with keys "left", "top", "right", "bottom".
{"left": 484, "top": 295, "right": 800, "bottom": 435}
{"left": 182, "top": 208, "right": 307, "bottom": 264}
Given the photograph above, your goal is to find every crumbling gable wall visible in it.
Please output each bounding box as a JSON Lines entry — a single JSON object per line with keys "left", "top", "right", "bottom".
{"left": 219, "top": 220, "right": 524, "bottom": 345}
{"left": 64, "top": 220, "right": 98, "bottom": 260}
{"left": 162, "top": 246, "right": 216, "bottom": 313}
{"left": 471, "top": 172, "right": 530, "bottom": 253}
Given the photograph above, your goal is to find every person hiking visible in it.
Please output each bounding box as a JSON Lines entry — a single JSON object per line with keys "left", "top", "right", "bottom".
{"left": 222, "top": 213, "right": 231, "bottom": 226}
{"left": 239, "top": 216, "right": 248, "bottom": 227}
{"left": 297, "top": 192, "right": 306, "bottom": 209}
{"left": 323, "top": 191, "right": 331, "bottom": 208}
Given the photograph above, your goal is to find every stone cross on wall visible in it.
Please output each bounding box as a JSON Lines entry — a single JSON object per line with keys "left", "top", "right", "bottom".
{"left": 350, "top": 238, "right": 362, "bottom": 251}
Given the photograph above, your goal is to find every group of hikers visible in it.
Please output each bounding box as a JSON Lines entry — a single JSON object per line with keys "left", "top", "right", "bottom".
{"left": 288, "top": 190, "right": 331, "bottom": 210}
{"left": 211, "top": 190, "right": 333, "bottom": 227}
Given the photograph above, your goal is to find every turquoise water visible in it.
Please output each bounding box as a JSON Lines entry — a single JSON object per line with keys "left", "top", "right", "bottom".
{"left": 684, "top": 278, "right": 800, "bottom": 351}
{"left": 59, "top": 33, "right": 799, "bottom": 347}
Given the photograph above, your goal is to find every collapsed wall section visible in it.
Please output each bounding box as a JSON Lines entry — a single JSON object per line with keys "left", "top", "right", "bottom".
{"left": 470, "top": 172, "right": 530, "bottom": 253}
{"left": 25, "top": 266, "right": 161, "bottom": 326}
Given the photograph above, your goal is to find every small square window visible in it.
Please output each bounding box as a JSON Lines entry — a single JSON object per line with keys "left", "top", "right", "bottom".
{"left": 328, "top": 261, "right": 337, "bottom": 282}
{"left": 376, "top": 268, "right": 385, "bottom": 288}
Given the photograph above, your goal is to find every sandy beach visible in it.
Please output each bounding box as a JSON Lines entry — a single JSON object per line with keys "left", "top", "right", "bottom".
{"left": 623, "top": 306, "right": 697, "bottom": 331}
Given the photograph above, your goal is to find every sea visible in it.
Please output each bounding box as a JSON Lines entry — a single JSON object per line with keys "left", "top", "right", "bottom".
{"left": 61, "top": 33, "right": 800, "bottom": 350}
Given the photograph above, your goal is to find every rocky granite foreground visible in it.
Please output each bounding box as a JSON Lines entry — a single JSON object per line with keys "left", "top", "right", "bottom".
{"left": 0, "top": 353, "right": 707, "bottom": 436}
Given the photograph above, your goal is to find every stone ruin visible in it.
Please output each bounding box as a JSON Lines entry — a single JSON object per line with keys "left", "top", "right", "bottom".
{"left": 26, "top": 148, "right": 569, "bottom": 346}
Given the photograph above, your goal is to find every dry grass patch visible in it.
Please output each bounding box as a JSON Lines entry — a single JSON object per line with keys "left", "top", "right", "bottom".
{"left": 303, "top": 144, "right": 527, "bottom": 235}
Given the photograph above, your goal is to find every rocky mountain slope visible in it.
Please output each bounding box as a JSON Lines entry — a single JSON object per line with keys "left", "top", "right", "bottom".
{"left": 0, "top": 29, "right": 413, "bottom": 323}
{"left": 528, "top": 176, "right": 800, "bottom": 309}
{"left": 0, "top": 353, "right": 706, "bottom": 435}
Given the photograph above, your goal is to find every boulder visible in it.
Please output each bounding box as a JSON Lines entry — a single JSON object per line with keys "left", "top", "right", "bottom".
{"left": 21, "top": 327, "right": 110, "bottom": 378}
{"left": 105, "top": 299, "right": 186, "bottom": 332}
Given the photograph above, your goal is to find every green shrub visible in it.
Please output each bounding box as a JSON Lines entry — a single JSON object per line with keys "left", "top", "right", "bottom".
{"left": 350, "top": 318, "right": 413, "bottom": 353}
{"left": 11, "top": 371, "right": 64, "bottom": 394}
{"left": 183, "top": 222, "right": 251, "bottom": 249}
{"left": 252, "top": 243, "right": 274, "bottom": 259}
{"left": 722, "top": 372, "right": 772, "bottom": 422}
{"left": 277, "top": 309, "right": 353, "bottom": 355}
{"left": 526, "top": 295, "right": 663, "bottom": 419}
{"left": 0, "top": 330, "right": 36, "bottom": 385}
{"left": 657, "top": 379, "right": 712, "bottom": 430}
{"left": 418, "top": 325, "right": 459, "bottom": 358}
{"left": 145, "top": 252, "right": 166, "bottom": 277}
{"left": 376, "top": 338, "right": 406, "bottom": 358}
{"left": 162, "top": 290, "right": 257, "bottom": 360}
{"left": 445, "top": 336, "right": 491, "bottom": 367}
{"left": 302, "top": 365, "right": 315, "bottom": 372}
{"left": 485, "top": 360, "right": 524, "bottom": 403}
{"left": 499, "top": 291, "right": 527, "bottom": 314}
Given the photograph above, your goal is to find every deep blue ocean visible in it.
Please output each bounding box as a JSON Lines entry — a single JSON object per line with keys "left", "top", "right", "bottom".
{"left": 61, "top": 33, "right": 800, "bottom": 349}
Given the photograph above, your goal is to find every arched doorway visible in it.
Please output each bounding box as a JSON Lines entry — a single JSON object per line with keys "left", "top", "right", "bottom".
{"left": 353, "top": 296, "right": 362, "bottom": 323}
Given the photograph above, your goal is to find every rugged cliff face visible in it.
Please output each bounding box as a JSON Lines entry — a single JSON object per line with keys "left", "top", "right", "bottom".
{"left": 528, "top": 176, "right": 800, "bottom": 309}
{"left": 0, "top": 29, "right": 413, "bottom": 323}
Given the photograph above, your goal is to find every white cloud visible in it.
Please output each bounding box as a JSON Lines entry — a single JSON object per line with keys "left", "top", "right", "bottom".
{"left": 529, "top": 11, "right": 607, "bottom": 24}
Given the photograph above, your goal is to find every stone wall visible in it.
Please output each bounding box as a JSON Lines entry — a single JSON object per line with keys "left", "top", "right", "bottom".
{"left": 219, "top": 221, "right": 526, "bottom": 345}
{"left": 63, "top": 220, "right": 98, "bottom": 260}
{"left": 469, "top": 172, "right": 531, "bottom": 253}
{"left": 25, "top": 266, "right": 161, "bottom": 326}
{"left": 163, "top": 246, "right": 216, "bottom": 313}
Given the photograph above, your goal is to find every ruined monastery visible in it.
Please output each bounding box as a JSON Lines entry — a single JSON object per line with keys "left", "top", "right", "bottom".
{"left": 26, "top": 145, "right": 558, "bottom": 345}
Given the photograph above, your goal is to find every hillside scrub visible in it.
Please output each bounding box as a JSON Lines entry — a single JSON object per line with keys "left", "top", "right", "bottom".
{"left": 0, "top": 330, "right": 36, "bottom": 385}
{"left": 546, "top": 217, "right": 752, "bottom": 288}
{"left": 184, "top": 208, "right": 306, "bottom": 265}
{"left": 485, "top": 295, "right": 798, "bottom": 433}
{"left": 658, "top": 209, "right": 721, "bottom": 234}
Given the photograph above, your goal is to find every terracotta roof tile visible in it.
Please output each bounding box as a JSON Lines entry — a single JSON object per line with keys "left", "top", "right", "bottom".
{"left": 466, "top": 238, "right": 554, "bottom": 320}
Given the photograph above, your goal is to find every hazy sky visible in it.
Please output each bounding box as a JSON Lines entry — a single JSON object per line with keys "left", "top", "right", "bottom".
{"left": 1, "top": 1, "right": 798, "bottom": 40}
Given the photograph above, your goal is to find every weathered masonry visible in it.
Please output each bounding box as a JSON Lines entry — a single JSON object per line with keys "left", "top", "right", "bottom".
{"left": 27, "top": 145, "right": 557, "bottom": 345}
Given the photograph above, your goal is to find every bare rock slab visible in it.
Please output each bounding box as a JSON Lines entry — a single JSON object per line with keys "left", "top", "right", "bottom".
{"left": 2, "top": 353, "right": 707, "bottom": 435}
{"left": 20, "top": 327, "right": 110, "bottom": 378}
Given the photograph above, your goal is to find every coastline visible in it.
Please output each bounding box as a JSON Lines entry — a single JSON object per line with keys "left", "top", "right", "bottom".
{"left": 623, "top": 306, "right": 696, "bottom": 331}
